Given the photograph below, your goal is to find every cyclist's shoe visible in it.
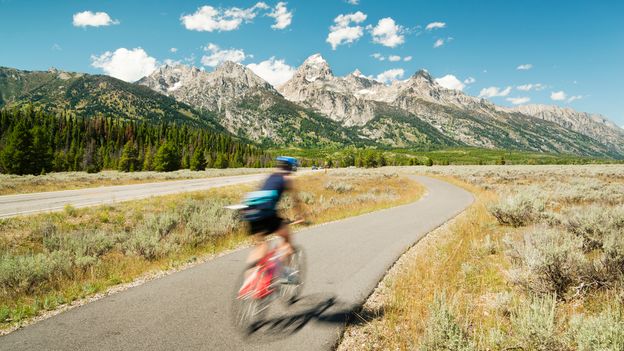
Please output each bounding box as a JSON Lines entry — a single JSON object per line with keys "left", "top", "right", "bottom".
{"left": 279, "top": 267, "right": 299, "bottom": 284}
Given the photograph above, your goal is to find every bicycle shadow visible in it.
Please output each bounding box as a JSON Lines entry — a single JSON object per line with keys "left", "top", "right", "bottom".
{"left": 242, "top": 293, "right": 384, "bottom": 342}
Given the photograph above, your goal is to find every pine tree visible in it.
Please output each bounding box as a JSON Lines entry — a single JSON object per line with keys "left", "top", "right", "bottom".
{"left": 190, "top": 147, "right": 207, "bottom": 171}
{"left": 153, "top": 141, "right": 180, "bottom": 172}
{"left": 214, "top": 153, "right": 229, "bottom": 169}
{"left": 143, "top": 145, "right": 154, "bottom": 171}
{"left": 30, "top": 125, "right": 53, "bottom": 174}
{"left": 0, "top": 121, "right": 34, "bottom": 175}
{"left": 118, "top": 141, "right": 138, "bottom": 172}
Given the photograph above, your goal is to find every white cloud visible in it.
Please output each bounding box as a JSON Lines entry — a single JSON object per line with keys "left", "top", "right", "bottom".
{"left": 91, "top": 47, "right": 157, "bottom": 82}
{"left": 170, "top": 48, "right": 178, "bottom": 53}
{"left": 517, "top": 83, "right": 546, "bottom": 91}
{"left": 433, "top": 38, "right": 445, "bottom": 48}
{"left": 435, "top": 74, "right": 465, "bottom": 91}
{"left": 403, "top": 56, "right": 413, "bottom": 62}
{"left": 425, "top": 22, "right": 446, "bottom": 30}
{"left": 517, "top": 63, "right": 533, "bottom": 70}
{"left": 326, "top": 11, "right": 367, "bottom": 50}
{"left": 180, "top": 3, "right": 268, "bottom": 32}
{"left": 371, "top": 53, "right": 385, "bottom": 61}
{"left": 464, "top": 77, "right": 476, "bottom": 84}
{"left": 388, "top": 55, "right": 401, "bottom": 62}
{"left": 268, "top": 2, "right": 292, "bottom": 30}
{"left": 163, "top": 59, "right": 182, "bottom": 67}
{"left": 567, "top": 95, "right": 583, "bottom": 103}
{"left": 506, "top": 96, "right": 531, "bottom": 105}
{"left": 247, "top": 57, "right": 295, "bottom": 87}
{"left": 346, "top": 0, "right": 359, "bottom": 4}
{"left": 551, "top": 90, "right": 567, "bottom": 101}
{"left": 479, "top": 86, "right": 512, "bottom": 98}
{"left": 370, "top": 17, "right": 405, "bottom": 48}
{"left": 51, "top": 43, "right": 62, "bottom": 51}
{"left": 376, "top": 68, "right": 404, "bottom": 84}
{"left": 200, "top": 43, "right": 247, "bottom": 67}
{"left": 73, "top": 11, "right": 119, "bottom": 27}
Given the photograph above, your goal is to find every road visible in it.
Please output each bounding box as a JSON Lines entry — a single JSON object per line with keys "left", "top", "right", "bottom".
{"left": 0, "top": 176, "right": 474, "bottom": 350}
{"left": 0, "top": 174, "right": 267, "bottom": 218}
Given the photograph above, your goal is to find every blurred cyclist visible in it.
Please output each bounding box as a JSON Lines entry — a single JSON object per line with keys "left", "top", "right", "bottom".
{"left": 242, "top": 156, "right": 304, "bottom": 275}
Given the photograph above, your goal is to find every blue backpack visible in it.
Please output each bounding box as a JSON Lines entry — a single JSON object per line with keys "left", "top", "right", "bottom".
{"left": 241, "top": 190, "right": 279, "bottom": 222}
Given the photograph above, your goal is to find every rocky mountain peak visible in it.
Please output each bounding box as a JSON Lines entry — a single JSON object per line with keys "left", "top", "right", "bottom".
{"left": 410, "top": 69, "right": 434, "bottom": 83}
{"left": 296, "top": 53, "right": 333, "bottom": 82}
{"left": 351, "top": 69, "right": 364, "bottom": 77}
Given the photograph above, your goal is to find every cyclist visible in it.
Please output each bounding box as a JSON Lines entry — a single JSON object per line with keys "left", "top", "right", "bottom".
{"left": 242, "top": 156, "right": 304, "bottom": 277}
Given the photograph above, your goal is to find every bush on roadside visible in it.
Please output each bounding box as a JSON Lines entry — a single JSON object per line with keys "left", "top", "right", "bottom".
{"left": 568, "top": 304, "right": 624, "bottom": 351}
{"left": 562, "top": 205, "right": 624, "bottom": 252}
{"left": 324, "top": 180, "right": 354, "bottom": 193}
{"left": 505, "top": 228, "right": 586, "bottom": 296}
{"left": 509, "top": 294, "right": 563, "bottom": 350}
{"left": 0, "top": 251, "right": 73, "bottom": 295}
{"left": 418, "top": 293, "right": 476, "bottom": 351}
{"left": 489, "top": 193, "right": 545, "bottom": 227}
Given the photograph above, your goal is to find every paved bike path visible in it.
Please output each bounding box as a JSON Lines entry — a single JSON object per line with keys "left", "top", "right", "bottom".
{"left": 0, "top": 176, "right": 473, "bottom": 350}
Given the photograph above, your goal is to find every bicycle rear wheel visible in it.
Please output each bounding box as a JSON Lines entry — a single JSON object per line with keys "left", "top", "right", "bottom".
{"left": 279, "top": 245, "right": 306, "bottom": 304}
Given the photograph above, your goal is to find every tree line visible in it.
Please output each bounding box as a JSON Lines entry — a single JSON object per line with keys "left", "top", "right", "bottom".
{"left": 0, "top": 107, "right": 273, "bottom": 175}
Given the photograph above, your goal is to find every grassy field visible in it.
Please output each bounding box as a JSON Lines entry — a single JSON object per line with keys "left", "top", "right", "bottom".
{"left": 271, "top": 147, "right": 619, "bottom": 166}
{"left": 340, "top": 165, "right": 624, "bottom": 350}
{"left": 0, "top": 168, "right": 272, "bottom": 196}
{"left": 0, "top": 169, "right": 423, "bottom": 332}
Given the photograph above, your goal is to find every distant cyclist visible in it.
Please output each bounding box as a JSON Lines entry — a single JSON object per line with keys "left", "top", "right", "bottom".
{"left": 242, "top": 156, "right": 304, "bottom": 276}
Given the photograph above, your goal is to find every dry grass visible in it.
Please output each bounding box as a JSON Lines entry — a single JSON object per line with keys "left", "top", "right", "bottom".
{"left": 0, "top": 168, "right": 272, "bottom": 195}
{"left": 0, "top": 170, "right": 423, "bottom": 332}
{"left": 339, "top": 165, "right": 624, "bottom": 350}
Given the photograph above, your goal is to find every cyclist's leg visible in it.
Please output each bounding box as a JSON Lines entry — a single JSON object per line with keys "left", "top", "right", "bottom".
{"left": 247, "top": 234, "right": 268, "bottom": 266}
{"left": 275, "top": 222, "right": 294, "bottom": 257}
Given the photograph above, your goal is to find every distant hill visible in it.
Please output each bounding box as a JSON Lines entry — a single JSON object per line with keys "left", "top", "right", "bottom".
{"left": 0, "top": 67, "right": 222, "bottom": 130}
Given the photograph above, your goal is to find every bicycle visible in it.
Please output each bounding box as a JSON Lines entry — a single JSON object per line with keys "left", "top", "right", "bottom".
{"left": 230, "top": 219, "right": 306, "bottom": 332}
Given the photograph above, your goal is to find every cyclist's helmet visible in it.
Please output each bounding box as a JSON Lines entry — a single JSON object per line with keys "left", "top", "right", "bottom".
{"left": 276, "top": 156, "right": 299, "bottom": 172}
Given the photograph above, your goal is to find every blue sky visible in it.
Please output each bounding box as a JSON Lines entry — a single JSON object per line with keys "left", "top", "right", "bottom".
{"left": 0, "top": 0, "right": 622, "bottom": 125}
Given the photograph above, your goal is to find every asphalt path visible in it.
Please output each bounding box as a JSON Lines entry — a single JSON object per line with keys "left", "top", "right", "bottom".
{"left": 0, "top": 174, "right": 268, "bottom": 218}
{"left": 0, "top": 176, "right": 474, "bottom": 350}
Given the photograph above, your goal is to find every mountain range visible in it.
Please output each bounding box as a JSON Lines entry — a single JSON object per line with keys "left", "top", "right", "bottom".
{"left": 1, "top": 54, "right": 623, "bottom": 158}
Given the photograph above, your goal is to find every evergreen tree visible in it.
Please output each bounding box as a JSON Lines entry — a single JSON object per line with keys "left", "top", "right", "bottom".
{"left": 0, "top": 121, "right": 34, "bottom": 175}
{"left": 190, "top": 147, "right": 207, "bottom": 171}
{"left": 30, "top": 125, "right": 53, "bottom": 174}
{"left": 153, "top": 141, "right": 180, "bottom": 172}
{"left": 213, "top": 153, "right": 228, "bottom": 169}
{"left": 118, "top": 141, "right": 138, "bottom": 172}
{"left": 143, "top": 145, "right": 154, "bottom": 171}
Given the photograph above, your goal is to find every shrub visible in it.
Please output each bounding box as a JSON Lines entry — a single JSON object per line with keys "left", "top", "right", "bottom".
{"left": 124, "top": 228, "right": 162, "bottom": 260}
{"left": 569, "top": 305, "right": 624, "bottom": 351}
{"left": 324, "top": 180, "right": 354, "bottom": 193}
{"left": 0, "top": 251, "right": 73, "bottom": 295}
{"left": 298, "top": 191, "right": 315, "bottom": 205}
{"left": 419, "top": 293, "right": 476, "bottom": 351}
{"left": 600, "top": 231, "right": 624, "bottom": 284}
{"left": 562, "top": 205, "right": 624, "bottom": 252}
{"left": 509, "top": 294, "right": 563, "bottom": 350}
{"left": 505, "top": 228, "right": 586, "bottom": 296}
{"left": 489, "top": 193, "right": 545, "bottom": 227}
{"left": 142, "top": 212, "right": 179, "bottom": 240}
{"left": 182, "top": 199, "right": 238, "bottom": 247}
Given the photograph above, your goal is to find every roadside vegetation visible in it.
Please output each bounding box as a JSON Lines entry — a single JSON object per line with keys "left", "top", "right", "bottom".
{"left": 0, "top": 168, "right": 272, "bottom": 195}
{"left": 0, "top": 170, "right": 423, "bottom": 332}
{"left": 340, "top": 165, "right": 624, "bottom": 350}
